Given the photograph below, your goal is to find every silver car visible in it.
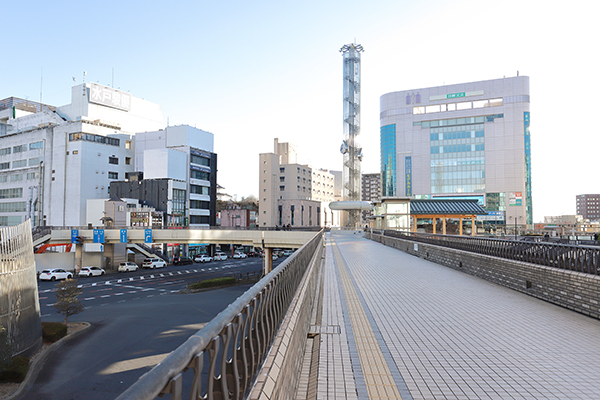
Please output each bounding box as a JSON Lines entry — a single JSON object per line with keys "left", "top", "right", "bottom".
{"left": 78, "top": 266, "right": 106, "bottom": 277}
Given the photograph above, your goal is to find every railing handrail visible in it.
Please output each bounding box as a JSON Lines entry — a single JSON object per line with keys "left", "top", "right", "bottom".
{"left": 116, "top": 229, "right": 324, "bottom": 400}
{"left": 372, "top": 230, "right": 600, "bottom": 275}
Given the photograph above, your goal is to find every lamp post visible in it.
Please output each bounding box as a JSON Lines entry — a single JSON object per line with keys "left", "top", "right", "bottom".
{"left": 511, "top": 216, "right": 522, "bottom": 240}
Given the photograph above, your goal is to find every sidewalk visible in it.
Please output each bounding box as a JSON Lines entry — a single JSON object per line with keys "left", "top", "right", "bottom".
{"left": 310, "top": 231, "right": 600, "bottom": 399}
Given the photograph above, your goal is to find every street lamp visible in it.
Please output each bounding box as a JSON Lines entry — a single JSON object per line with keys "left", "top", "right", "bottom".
{"left": 510, "top": 216, "right": 522, "bottom": 240}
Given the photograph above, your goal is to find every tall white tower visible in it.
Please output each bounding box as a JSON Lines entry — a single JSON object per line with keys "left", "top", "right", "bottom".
{"left": 340, "top": 43, "right": 363, "bottom": 227}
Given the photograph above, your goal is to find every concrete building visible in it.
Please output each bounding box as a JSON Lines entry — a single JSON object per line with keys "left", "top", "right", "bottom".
{"left": 259, "top": 139, "right": 338, "bottom": 228}
{"left": 576, "top": 194, "right": 600, "bottom": 222}
{"left": 361, "top": 173, "right": 381, "bottom": 224}
{"left": 0, "top": 84, "right": 163, "bottom": 227}
{"left": 380, "top": 76, "right": 532, "bottom": 230}
{"left": 220, "top": 203, "right": 258, "bottom": 228}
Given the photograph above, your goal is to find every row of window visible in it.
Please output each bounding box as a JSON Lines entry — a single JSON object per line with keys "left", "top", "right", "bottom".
{"left": 0, "top": 188, "right": 23, "bottom": 199}
{"left": 430, "top": 158, "right": 484, "bottom": 167}
{"left": 413, "top": 98, "right": 503, "bottom": 115}
{"left": 431, "top": 184, "right": 485, "bottom": 194}
{"left": 431, "top": 171, "right": 485, "bottom": 180}
{"left": 0, "top": 201, "right": 27, "bottom": 213}
{"left": 0, "top": 141, "right": 43, "bottom": 156}
{"left": 190, "top": 185, "right": 210, "bottom": 195}
{"left": 431, "top": 144, "right": 484, "bottom": 154}
{"left": 0, "top": 216, "right": 22, "bottom": 226}
{"left": 430, "top": 130, "right": 484, "bottom": 141}
{"left": 191, "top": 154, "right": 210, "bottom": 166}
{"left": 189, "top": 215, "right": 210, "bottom": 224}
{"left": 190, "top": 170, "right": 210, "bottom": 181}
{"left": 0, "top": 172, "right": 39, "bottom": 183}
{"left": 69, "top": 133, "right": 120, "bottom": 147}
{"left": 190, "top": 200, "right": 210, "bottom": 210}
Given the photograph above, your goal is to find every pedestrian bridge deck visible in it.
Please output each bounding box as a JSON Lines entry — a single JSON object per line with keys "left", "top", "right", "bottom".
{"left": 307, "top": 231, "right": 600, "bottom": 399}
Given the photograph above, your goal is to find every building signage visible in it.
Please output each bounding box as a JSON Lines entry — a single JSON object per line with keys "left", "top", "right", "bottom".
{"left": 190, "top": 149, "right": 211, "bottom": 158}
{"left": 405, "top": 156, "right": 412, "bottom": 196}
{"left": 509, "top": 192, "right": 522, "bottom": 206}
{"left": 120, "top": 229, "right": 127, "bottom": 243}
{"left": 190, "top": 164, "right": 211, "bottom": 173}
{"left": 71, "top": 229, "right": 79, "bottom": 244}
{"left": 477, "top": 211, "right": 505, "bottom": 222}
{"left": 144, "top": 229, "right": 152, "bottom": 244}
{"left": 93, "top": 229, "right": 105, "bottom": 244}
{"left": 429, "top": 90, "right": 485, "bottom": 102}
{"left": 89, "top": 82, "right": 132, "bottom": 111}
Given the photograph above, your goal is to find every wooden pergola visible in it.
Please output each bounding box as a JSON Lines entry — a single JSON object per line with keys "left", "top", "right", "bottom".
{"left": 410, "top": 199, "right": 488, "bottom": 236}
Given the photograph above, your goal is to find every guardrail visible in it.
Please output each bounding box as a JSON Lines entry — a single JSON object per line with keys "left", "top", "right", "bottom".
{"left": 116, "top": 229, "right": 324, "bottom": 400}
{"left": 374, "top": 230, "right": 600, "bottom": 275}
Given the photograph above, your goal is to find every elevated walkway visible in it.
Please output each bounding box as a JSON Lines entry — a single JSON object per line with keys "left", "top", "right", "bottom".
{"left": 304, "top": 231, "right": 600, "bottom": 399}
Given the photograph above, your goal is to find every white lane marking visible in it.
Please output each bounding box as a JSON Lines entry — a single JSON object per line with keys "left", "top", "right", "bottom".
{"left": 101, "top": 295, "right": 110, "bottom": 298}
{"left": 85, "top": 297, "right": 95, "bottom": 301}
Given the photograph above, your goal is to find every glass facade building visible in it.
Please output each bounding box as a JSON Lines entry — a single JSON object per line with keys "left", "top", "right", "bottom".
{"left": 380, "top": 76, "right": 532, "bottom": 229}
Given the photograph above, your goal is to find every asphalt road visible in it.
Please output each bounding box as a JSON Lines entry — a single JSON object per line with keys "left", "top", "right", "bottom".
{"left": 23, "top": 256, "right": 284, "bottom": 400}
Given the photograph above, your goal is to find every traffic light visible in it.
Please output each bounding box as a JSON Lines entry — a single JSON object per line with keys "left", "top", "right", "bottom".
{"left": 75, "top": 236, "right": 84, "bottom": 245}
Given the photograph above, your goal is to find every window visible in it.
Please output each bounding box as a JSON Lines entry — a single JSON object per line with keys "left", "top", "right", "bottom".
{"left": 125, "top": 157, "right": 131, "bottom": 165}
{"left": 0, "top": 162, "right": 10, "bottom": 170}
{"left": 280, "top": 186, "right": 285, "bottom": 191}
{"left": 0, "top": 201, "right": 27, "bottom": 212}
{"left": 0, "top": 188, "right": 23, "bottom": 199}
{"left": 280, "top": 177, "right": 285, "bottom": 182}
{"left": 29, "top": 141, "right": 43, "bottom": 150}
{"left": 190, "top": 200, "right": 210, "bottom": 210}
{"left": 109, "top": 156, "right": 119, "bottom": 165}
{"left": 172, "top": 189, "right": 186, "bottom": 215}
{"left": 27, "top": 172, "right": 38, "bottom": 180}
{"left": 12, "top": 160, "right": 27, "bottom": 168}
{"left": 280, "top": 167, "right": 285, "bottom": 173}
{"left": 0, "top": 148, "right": 10, "bottom": 156}
{"left": 28, "top": 158, "right": 41, "bottom": 166}
{"left": 189, "top": 215, "right": 210, "bottom": 224}
{"left": 108, "top": 172, "right": 118, "bottom": 179}
{"left": 190, "top": 185, "right": 210, "bottom": 195}
{"left": 125, "top": 140, "right": 131, "bottom": 150}
{"left": 69, "top": 133, "right": 120, "bottom": 146}
{"left": 0, "top": 216, "right": 22, "bottom": 226}
{"left": 13, "top": 145, "right": 27, "bottom": 153}
{"left": 190, "top": 170, "right": 210, "bottom": 180}
{"left": 191, "top": 154, "right": 210, "bottom": 166}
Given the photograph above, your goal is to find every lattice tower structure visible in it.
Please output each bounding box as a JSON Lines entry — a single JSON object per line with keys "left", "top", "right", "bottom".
{"left": 340, "top": 43, "right": 364, "bottom": 227}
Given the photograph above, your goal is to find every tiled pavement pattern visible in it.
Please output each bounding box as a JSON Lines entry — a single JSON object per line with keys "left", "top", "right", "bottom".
{"left": 311, "top": 231, "right": 600, "bottom": 399}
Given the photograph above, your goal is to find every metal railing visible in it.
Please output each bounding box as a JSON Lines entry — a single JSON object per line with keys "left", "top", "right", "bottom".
{"left": 116, "top": 229, "right": 323, "bottom": 400}
{"left": 374, "top": 230, "right": 600, "bottom": 275}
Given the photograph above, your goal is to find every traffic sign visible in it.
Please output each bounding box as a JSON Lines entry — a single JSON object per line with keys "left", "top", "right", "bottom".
{"left": 145, "top": 229, "right": 152, "bottom": 244}
{"left": 120, "top": 229, "right": 127, "bottom": 243}
{"left": 93, "top": 229, "right": 105, "bottom": 244}
{"left": 71, "top": 229, "right": 79, "bottom": 244}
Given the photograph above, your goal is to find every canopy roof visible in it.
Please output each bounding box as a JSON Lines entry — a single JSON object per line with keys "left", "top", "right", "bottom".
{"left": 410, "top": 199, "right": 487, "bottom": 216}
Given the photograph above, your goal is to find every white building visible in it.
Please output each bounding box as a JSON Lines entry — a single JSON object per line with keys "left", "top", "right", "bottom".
{"left": 0, "top": 83, "right": 167, "bottom": 227}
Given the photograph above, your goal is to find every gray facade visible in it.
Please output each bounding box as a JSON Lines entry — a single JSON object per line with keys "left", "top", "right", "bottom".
{"left": 380, "top": 76, "right": 532, "bottom": 228}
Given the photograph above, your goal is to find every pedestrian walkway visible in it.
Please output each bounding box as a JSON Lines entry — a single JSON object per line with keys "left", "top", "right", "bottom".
{"left": 312, "top": 231, "right": 600, "bottom": 399}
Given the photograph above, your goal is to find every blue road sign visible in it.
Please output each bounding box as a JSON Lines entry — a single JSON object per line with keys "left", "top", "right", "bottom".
{"left": 71, "top": 229, "right": 79, "bottom": 244}
{"left": 120, "top": 229, "right": 127, "bottom": 243}
{"left": 93, "top": 229, "right": 105, "bottom": 244}
{"left": 145, "top": 229, "right": 152, "bottom": 244}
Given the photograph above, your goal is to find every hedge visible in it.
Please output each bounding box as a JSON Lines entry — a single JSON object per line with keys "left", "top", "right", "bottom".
{"left": 188, "top": 277, "right": 236, "bottom": 290}
{"left": 0, "top": 356, "right": 29, "bottom": 383}
{"left": 42, "top": 322, "right": 67, "bottom": 343}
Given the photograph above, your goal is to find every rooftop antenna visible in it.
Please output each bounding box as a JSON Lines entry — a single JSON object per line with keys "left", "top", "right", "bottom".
{"left": 40, "top": 67, "right": 43, "bottom": 104}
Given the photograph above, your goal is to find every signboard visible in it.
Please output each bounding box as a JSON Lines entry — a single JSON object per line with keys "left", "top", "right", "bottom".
{"left": 477, "top": 211, "right": 505, "bottom": 222}
{"left": 405, "top": 156, "right": 412, "bottom": 196}
{"left": 145, "top": 229, "right": 152, "bottom": 244}
{"left": 71, "top": 229, "right": 79, "bottom": 244}
{"left": 120, "top": 229, "right": 127, "bottom": 243}
{"left": 93, "top": 229, "right": 105, "bottom": 244}
{"left": 190, "top": 149, "right": 212, "bottom": 158}
{"left": 190, "top": 164, "right": 211, "bottom": 173}
{"left": 509, "top": 192, "right": 523, "bottom": 206}
{"left": 429, "top": 90, "right": 484, "bottom": 101}
{"left": 89, "top": 82, "right": 132, "bottom": 111}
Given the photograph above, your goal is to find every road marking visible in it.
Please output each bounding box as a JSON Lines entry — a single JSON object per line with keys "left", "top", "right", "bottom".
{"left": 41, "top": 314, "right": 51, "bottom": 317}
{"left": 118, "top": 300, "right": 126, "bottom": 303}
{"left": 85, "top": 297, "right": 95, "bottom": 300}
{"left": 92, "top": 283, "right": 97, "bottom": 286}
{"left": 115, "top": 293, "right": 124, "bottom": 296}
{"left": 117, "top": 279, "right": 122, "bottom": 283}
{"left": 101, "top": 295, "right": 110, "bottom": 298}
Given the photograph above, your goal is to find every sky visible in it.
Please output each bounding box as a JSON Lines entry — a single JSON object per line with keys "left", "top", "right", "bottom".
{"left": 1, "top": 0, "right": 599, "bottom": 223}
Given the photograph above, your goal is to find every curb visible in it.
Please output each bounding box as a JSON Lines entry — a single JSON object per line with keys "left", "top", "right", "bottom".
{"left": 5, "top": 322, "right": 92, "bottom": 400}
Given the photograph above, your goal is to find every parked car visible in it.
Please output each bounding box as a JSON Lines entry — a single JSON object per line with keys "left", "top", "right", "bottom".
{"left": 78, "top": 266, "right": 105, "bottom": 277}
{"left": 142, "top": 258, "right": 167, "bottom": 269}
{"left": 118, "top": 262, "right": 139, "bottom": 272}
{"left": 282, "top": 250, "right": 294, "bottom": 256}
{"left": 194, "top": 254, "right": 213, "bottom": 263}
{"left": 247, "top": 251, "right": 258, "bottom": 257}
{"left": 174, "top": 256, "right": 194, "bottom": 265}
{"left": 214, "top": 252, "right": 228, "bottom": 261}
{"left": 272, "top": 254, "right": 279, "bottom": 261}
{"left": 39, "top": 268, "right": 72, "bottom": 281}
{"left": 233, "top": 252, "right": 247, "bottom": 259}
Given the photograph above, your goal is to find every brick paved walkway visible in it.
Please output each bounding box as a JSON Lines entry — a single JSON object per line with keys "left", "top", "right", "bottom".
{"left": 312, "top": 231, "right": 600, "bottom": 399}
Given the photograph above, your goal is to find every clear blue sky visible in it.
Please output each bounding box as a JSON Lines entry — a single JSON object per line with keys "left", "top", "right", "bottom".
{"left": 2, "top": 0, "right": 598, "bottom": 223}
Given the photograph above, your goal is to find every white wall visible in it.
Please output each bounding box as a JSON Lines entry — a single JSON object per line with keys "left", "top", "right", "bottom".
{"left": 143, "top": 148, "right": 187, "bottom": 181}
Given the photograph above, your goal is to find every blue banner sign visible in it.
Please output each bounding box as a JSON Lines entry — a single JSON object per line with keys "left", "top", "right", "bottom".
{"left": 71, "top": 229, "right": 79, "bottom": 244}
{"left": 145, "top": 229, "right": 152, "bottom": 244}
{"left": 405, "top": 156, "right": 412, "bottom": 196}
{"left": 120, "top": 229, "right": 127, "bottom": 243}
{"left": 93, "top": 229, "right": 105, "bottom": 244}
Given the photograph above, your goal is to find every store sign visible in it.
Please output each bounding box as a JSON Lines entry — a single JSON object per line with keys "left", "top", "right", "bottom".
{"left": 447, "top": 92, "right": 466, "bottom": 99}
{"left": 429, "top": 90, "right": 484, "bottom": 101}
{"left": 89, "top": 82, "right": 132, "bottom": 111}
{"left": 405, "top": 156, "right": 412, "bottom": 196}
{"left": 509, "top": 192, "right": 523, "bottom": 206}
{"left": 120, "top": 229, "right": 127, "bottom": 243}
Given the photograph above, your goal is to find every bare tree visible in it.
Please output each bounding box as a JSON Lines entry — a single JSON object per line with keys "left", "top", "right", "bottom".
{"left": 52, "top": 279, "right": 84, "bottom": 324}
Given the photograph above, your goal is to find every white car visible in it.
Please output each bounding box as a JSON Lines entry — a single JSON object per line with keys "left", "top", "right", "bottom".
{"left": 214, "top": 252, "right": 227, "bottom": 261}
{"left": 272, "top": 254, "right": 279, "bottom": 261}
{"left": 194, "top": 254, "right": 213, "bottom": 263}
{"left": 142, "top": 258, "right": 167, "bottom": 269}
{"left": 233, "top": 252, "right": 247, "bottom": 259}
{"left": 118, "top": 262, "right": 139, "bottom": 272}
{"left": 79, "top": 266, "right": 105, "bottom": 277}
{"left": 282, "top": 250, "right": 293, "bottom": 256}
{"left": 39, "top": 268, "right": 73, "bottom": 281}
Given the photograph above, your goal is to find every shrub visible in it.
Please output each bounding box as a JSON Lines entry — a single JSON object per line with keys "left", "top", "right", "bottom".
{"left": 188, "top": 277, "right": 236, "bottom": 290}
{"left": 42, "top": 322, "right": 67, "bottom": 343}
{"left": 0, "top": 356, "right": 29, "bottom": 383}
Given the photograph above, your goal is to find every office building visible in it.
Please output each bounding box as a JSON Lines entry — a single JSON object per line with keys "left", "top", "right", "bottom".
{"left": 576, "top": 194, "right": 600, "bottom": 222}
{"left": 361, "top": 173, "right": 381, "bottom": 224}
{"left": 380, "top": 76, "right": 532, "bottom": 229}
{"left": 259, "top": 138, "right": 337, "bottom": 228}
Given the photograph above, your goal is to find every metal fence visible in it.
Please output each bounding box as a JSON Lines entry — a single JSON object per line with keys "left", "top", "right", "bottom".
{"left": 0, "top": 219, "right": 42, "bottom": 356}
{"left": 116, "top": 229, "right": 324, "bottom": 400}
{"left": 376, "top": 230, "right": 600, "bottom": 275}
